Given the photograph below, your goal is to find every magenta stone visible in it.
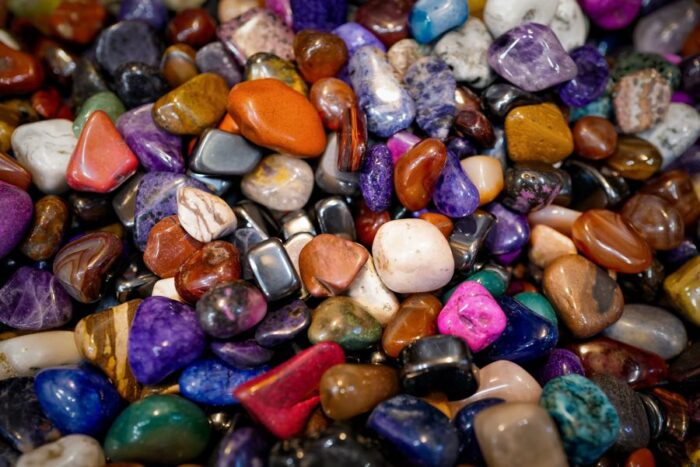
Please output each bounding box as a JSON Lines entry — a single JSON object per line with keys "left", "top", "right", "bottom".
{"left": 579, "top": 0, "right": 642, "bottom": 30}
{"left": 0, "top": 181, "right": 32, "bottom": 259}
{"left": 387, "top": 131, "right": 420, "bottom": 165}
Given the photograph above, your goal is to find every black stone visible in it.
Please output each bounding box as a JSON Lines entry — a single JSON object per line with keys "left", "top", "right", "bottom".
{"left": 481, "top": 83, "right": 541, "bottom": 119}
{"left": 502, "top": 162, "right": 569, "bottom": 213}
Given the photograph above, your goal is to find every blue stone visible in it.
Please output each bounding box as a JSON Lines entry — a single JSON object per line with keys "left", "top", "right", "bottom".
{"left": 452, "top": 398, "right": 505, "bottom": 464}
{"left": 211, "top": 427, "right": 272, "bottom": 467}
{"left": 558, "top": 45, "right": 610, "bottom": 108}
{"left": 568, "top": 95, "right": 612, "bottom": 122}
{"left": 404, "top": 56, "right": 456, "bottom": 140}
{"left": 540, "top": 374, "right": 620, "bottom": 465}
{"left": 118, "top": 0, "right": 168, "bottom": 30}
{"left": 291, "top": 0, "right": 347, "bottom": 32}
{"left": 480, "top": 295, "right": 558, "bottom": 364}
{"left": 432, "top": 150, "right": 479, "bottom": 218}
{"left": 409, "top": 0, "right": 469, "bottom": 44}
{"left": 34, "top": 365, "right": 123, "bottom": 437}
{"left": 367, "top": 394, "right": 459, "bottom": 467}
{"left": 360, "top": 144, "right": 393, "bottom": 212}
{"left": 333, "top": 22, "right": 386, "bottom": 56}
{"left": 179, "top": 358, "right": 268, "bottom": 406}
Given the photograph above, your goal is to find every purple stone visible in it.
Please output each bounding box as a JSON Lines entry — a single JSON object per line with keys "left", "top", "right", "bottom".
{"left": 266, "top": 0, "right": 293, "bottom": 27}
{"left": 660, "top": 238, "right": 699, "bottom": 269}
{"left": 387, "top": 131, "right": 420, "bottom": 164}
{"left": 558, "top": 46, "right": 609, "bottom": 108}
{"left": 484, "top": 202, "right": 530, "bottom": 255}
{"left": 254, "top": 299, "right": 311, "bottom": 347}
{"left": 404, "top": 56, "right": 456, "bottom": 140}
{"left": 211, "top": 427, "right": 272, "bottom": 467}
{"left": 432, "top": 151, "right": 479, "bottom": 218}
{"left": 0, "top": 267, "right": 72, "bottom": 331}
{"left": 116, "top": 104, "right": 184, "bottom": 173}
{"left": 667, "top": 144, "right": 700, "bottom": 174}
{"left": 118, "top": 0, "right": 168, "bottom": 30}
{"left": 291, "top": 0, "right": 347, "bottom": 32}
{"left": 493, "top": 248, "right": 522, "bottom": 265}
{"left": 127, "top": 296, "right": 206, "bottom": 385}
{"left": 195, "top": 42, "right": 242, "bottom": 88}
{"left": 579, "top": 0, "right": 642, "bottom": 30}
{"left": 333, "top": 23, "right": 386, "bottom": 56}
{"left": 487, "top": 23, "right": 578, "bottom": 92}
{"left": 196, "top": 281, "right": 268, "bottom": 339}
{"left": 0, "top": 181, "right": 32, "bottom": 259}
{"left": 133, "top": 172, "right": 208, "bottom": 250}
{"left": 446, "top": 137, "right": 477, "bottom": 159}
{"left": 672, "top": 91, "right": 694, "bottom": 105}
{"left": 360, "top": 144, "right": 393, "bottom": 212}
{"left": 211, "top": 339, "right": 274, "bottom": 369}
{"left": 537, "top": 349, "right": 585, "bottom": 385}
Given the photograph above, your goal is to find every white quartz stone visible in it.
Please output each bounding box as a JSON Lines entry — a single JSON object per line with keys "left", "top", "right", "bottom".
{"left": 0, "top": 331, "right": 81, "bottom": 380}
{"left": 17, "top": 435, "right": 106, "bottom": 467}
{"left": 176, "top": 186, "right": 237, "bottom": 243}
{"left": 434, "top": 18, "right": 495, "bottom": 89}
{"left": 484, "top": 0, "right": 560, "bottom": 37}
{"left": 550, "top": 0, "right": 589, "bottom": 51}
{"left": 637, "top": 103, "right": 700, "bottom": 168}
{"left": 347, "top": 251, "right": 400, "bottom": 325}
{"left": 151, "top": 278, "right": 185, "bottom": 302}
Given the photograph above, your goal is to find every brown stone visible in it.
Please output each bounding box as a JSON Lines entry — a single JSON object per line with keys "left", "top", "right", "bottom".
{"left": 299, "top": 234, "right": 369, "bottom": 297}
{"left": 0, "top": 151, "right": 31, "bottom": 190}
{"left": 20, "top": 195, "right": 69, "bottom": 261}
{"left": 174, "top": 240, "right": 241, "bottom": 303}
{"left": 144, "top": 215, "right": 204, "bottom": 278}
{"left": 319, "top": 364, "right": 399, "bottom": 420}
{"left": 641, "top": 169, "right": 700, "bottom": 225}
{"left": 572, "top": 116, "right": 618, "bottom": 160}
{"left": 382, "top": 293, "right": 441, "bottom": 358}
{"left": 620, "top": 193, "right": 684, "bottom": 251}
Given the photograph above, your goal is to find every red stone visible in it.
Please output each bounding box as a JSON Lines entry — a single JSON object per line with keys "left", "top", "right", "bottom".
{"left": 166, "top": 8, "right": 217, "bottom": 48}
{"left": 355, "top": 0, "right": 414, "bottom": 47}
{"left": 174, "top": 240, "right": 241, "bottom": 303}
{"left": 143, "top": 216, "right": 204, "bottom": 278}
{"left": 0, "top": 43, "right": 44, "bottom": 95}
{"left": 355, "top": 202, "right": 390, "bottom": 248}
{"left": 30, "top": 87, "right": 62, "bottom": 118}
{"left": 233, "top": 342, "right": 346, "bottom": 439}
{"left": 66, "top": 111, "right": 139, "bottom": 193}
{"left": 49, "top": 0, "right": 106, "bottom": 44}
{"left": 0, "top": 151, "right": 31, "bottom": 191}
{"left": 337, "top": 102, "right": 367, "bottom": 172}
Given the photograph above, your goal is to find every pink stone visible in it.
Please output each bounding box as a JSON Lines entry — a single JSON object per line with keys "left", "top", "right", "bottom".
{"left": 387, "top": 131, "right": 420, "bottom": 165}
{"left": 437, "top": 281, "right": 507, "bottom": 352}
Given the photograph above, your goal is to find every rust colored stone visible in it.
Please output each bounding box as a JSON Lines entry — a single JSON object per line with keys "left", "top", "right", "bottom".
{"left": 299, "top": 234, "right": 369, "bottom": 297}
{"left": 394, "top": 138, "right": 447, "bottom": 211}
{"left": 143, "top": 215, "right": 204, "bottom": 279}
{"left": 20, "top": 195, "right": 69, "bottom": 261}
{"left": 174, "top": 240, "right": 241, "bottom": 303}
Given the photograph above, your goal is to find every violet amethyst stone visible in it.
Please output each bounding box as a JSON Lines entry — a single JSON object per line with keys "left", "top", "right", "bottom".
{"left": 133, "top": 172, "right": 208, "bottom": 250}
{"left": 116, "top": 104, "right": 184, "bottom": 173}
{"left": 127, "top": 296, "right": 206, "bottom": 385}
{"left": 487, "top": 22, "right": 578, "bottom": 92}
{"left": 446, "top": 137, "right": 477, "bottom": 159}
{"left": 333, "top": 22, "right": 386, "bottom": 55}
{"left": 118, "top": 0, "right": 168, "bottom": 31}
{"left": 360, "top": 144, "right": 393, "bottom": 212}
{"left": 0, "top": 267, "right": 72, "bottom": 331}
{"left": 0, "top": 181, "right": 32, "bottom": 259}
{"left": 211, "top": 427, "right": 272, "bottom": 467}
{"left": 538, "top": 349, "right": 586, "bottom": 385}
{"left": 254, "top": 299, "right": 311, "bottom": 347}
{"left": 404, "top": 56, "right": 457, "bottom": 140}
{"left": 432, "top": 151, "right": 480, "bottom": 218}
{"left": 290, "top": 0, "right": 347, "bottom": 32}
{"left": 210, "top": 340, "right": 275, "bottom": 369}
{"left": 484, "top": 202, "right": 530, "bottom": 255}
{"left": 558, "top": 45, "right": 610, "bottom": 108}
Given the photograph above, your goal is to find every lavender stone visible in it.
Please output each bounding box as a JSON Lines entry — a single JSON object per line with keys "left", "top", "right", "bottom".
{"left": 432, "top": 151, "right": 480, "bottom": 218}
{"left": 118, "top": 0, "right": 168, "bottom": 31}
{"left": 0, "top": 267, "right": 72, "bottom": 331}
{"left": 404, "top": 56, "right": 456, "bottom": 140}
{"left": 195, "top": 42, "right": 242, "bottom": 87}
{"left": 210, "top": 340, "right": 275, "bottom": 369}
{"left": 127, "top": 296, "right": 206, "bottom": 385}
{"left": 211, "top": 427, "right": 272, "bottom": 467}
{"left": 333, "top": 22, "right": 386, "bottom": 56}
{"left": 488, "top": 22, "right": 578, "bottom": 92}
{"left": 117, "top": 104, "right": 184, "bottom": 173}
{"left": 484, "top": 202, "right": 530, "bottom": 255}
{"left": 254, "top": 299, "right": 311, "bottom": 347}
{"left": 538, "top": 349, "right": 585, "bottom": 385}
{"left": 290, "top": 0, "right": 347, "bottom": 32}
{"left": 95, "top": 20, "right": 163, "bottom": 77}
{"left": 558, "top": 45, "right": 609, "bottom": 107}
{"left": 0, "top": 181, "right": 32, "bottom": 259}
{"left": 360, "top": 144, "right": 393, "bottom": 212}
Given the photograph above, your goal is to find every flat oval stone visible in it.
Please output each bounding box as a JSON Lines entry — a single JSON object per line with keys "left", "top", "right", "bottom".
{"left": 0, "top": 331, "right": 81, "bottom": 381}
{"left": 394, "top": 138, "right": 447, "bottom": 211}
{"left": 432, "top": 150, "right": 480, "bottom": 218}
{"left": 308, "top": 296, "right": 382, "bottom": 350}
{"left": 20, "top": 195, "right": 68, "bottom": 261}
{"left": 174, "top": 241, "right": 242, "bottom": 303}
{"left": 143, "top": 215, "right": 203, "bottom": 279}
{"left": 196, "top": 281, "right": 267, "bottom": 339}
{"left": 404, "top": 56, "right": 456, "bottom": 140}
{"left": 606, "top": 136, "right": 662, "bottom": 181}
{"left": 241, "top": 154, "right": 314, "bottom": 211}
{"left": 95, "top": 20, "right": 162, "bottom": 76}
{"left": 537, "top": 348, "right": 585, "bottom": 385}
{"left": 543, "top": 254, "right": 623, "bottom": 338}
{"left": 0, "top": 267, "right": 72, "bottom": 331}
{"left": 35, "top": 365, "right": 122, "bottom": 437}
{"left": 179, "top": 358, "right": 267, "bottom": 406}
{"left": 434, "top": 18, "right": 495, "bottom": 89}
{"left": 299, "top": 234, "right": 368, "bottom": 297}
{"left": 382, "top": 293, "right": 441, "bottom": 358}
{"left": 127, "top": 297, "right": 205, "bottom": 385}
{"left": 167, "top": 8, "right": 216, "bottom": 47}
{"left": 539, "top": 374, "right": 620, "bottom": 465}
{"left": 293, "top": 30, "right": 348, "bottom": 84}
{"left": 373, "top": 219, "right": 454, "bottom": 293}
{"left": 320, "top": 364, "right": 399, "bottom": 420}
{"left": 621, "top": 193, "right": 684, "bottom": 251}
{"left": 254, "top": 299, "right": 311, "bottom": 347}
{"left": 176, "top": 186, "right": 237, "bottom": 243}
{"left": 504, "top": 103, "right": 574, "bottom": 164}
{"left": 15, "top": 434, "right": 105, "bottom": 467}
{"left": 153, "top": 73, "right": 229, "bottom": 135}
{"left": 104, "top": 395, "right": 210, "bottom": 464}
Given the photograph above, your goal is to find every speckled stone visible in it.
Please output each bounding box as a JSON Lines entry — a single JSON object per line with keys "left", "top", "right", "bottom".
{"left": 403, "top": 56, "right": 456, "bottom": 140}
{"left": 360, "top": 144, "right": 393, "bottom": 212}
{"left": 613, "top": 68, "right": 671, "bottom": 134}
{"left": 179, "top": 358, "right": 268, "bottom": 406}
{"left": 434, "top": 18, "right": 495, "bottom": 89}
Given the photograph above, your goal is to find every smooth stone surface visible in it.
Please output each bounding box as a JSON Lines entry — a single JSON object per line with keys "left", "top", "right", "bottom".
{"left": 606, "top": 136, "right": 661, "bottom": 181}
{"left": 579, "top": 0, "right": 641, "bottom": 30}
{"left": 504, "top": 103, "right": 574, "bottom": 164}
{"left": 360, "top": 144, "right": 393, "bottom": 212}
{"left": 373, "top": 219, "right": 454, "bottom": 293}
{"left": 189, "top": 129, "right": 260, "bottom": 177}
{"left": 663, "top": 256, "right": 700, "bottom": 326}
{"left": 484, "top": 202, "right": 529, "bottom": 255}
{"left": 633, "top": 0, "right": 700, "bottom": 55}
{"left": 196, "top": 281, "right": 266, "bottom": 339}
{"left": 15, "top": 435, "right": 105, "bottom": 467}
{"left": 195, "top": 42, "right": 242, "bottom": 87}
{"left": 255, "top": 299, "right": 311, "bottom": 347}
{"left": 558, "top": 45, "right": 609, "bottom": 107}
{"left": 382, "top": 294, "right": 441, "bottom": 358}
{"left": 409, "top": 0, "right": 469, "bottom": 44}
{"left": 460, "top": 156, "right": 504, "bottom": 205}
{"left": 537, "top": 348, "right": 585, "bottom": 385}
{"left": 174, "top": 239, "right": 242, "bottom": 302}
{"left": 242, "top": 154, "right": 314, "bottom": 211}
{"left": 453, "top": 398, "right": 505, "bottom": 464}
{"left": 210, "top": 339, "right": 274, "bottom": 369}
{"left": 315, "top": 134, "right": 360, "bottom": 195}
{"left": 404, "top": 56, "right": 456, "bottom": 140}
{"left": 179, "top": 358, "right": 267, "bottom": 406}
{"left": 613, "top": 68, "right": 671, "bottom": 134}
{"left": 218, "top": 7, "right": 293, "bottom": 65}
{"left": 502, "top": 163, "right": 565, "bottom": 213}
{"left": 637, "top": 103, "right": 700, "bottom": 168}
{"left": 355, "top": 0, "right": 413, "bottom": 47}
{"left": 434, "top": 18, "right": 494, "bottom": 89}
{"left": 394, "top": 138, "right": 447, "bottom": 211}
{"left": 641, "top": 169, "right": 700, "bottom": 226}
{"left": 72, "top": 91, "right": 124, "bottom": 137}
{"left": 0, "top": 331, "right": 81, "bottom": 381}
{"left": 550, "top": 0, "right": 589, "bottom": 51}
{"left": 346, "top": 251, "right": 399, "bottom": 326}
{"left": 20, "top": 195, "right": 69, "bottom": 261}
{"left": 483, "top": 0, "right": 558, "bottom": 37}
{"left": 95, "top": 20, "right": 162, "bottom": 76}
{"left": 113, "top": 62, "right": 168, "bottom": 109}
{"left": 462, "top": 360, "right": 542, "bottom": 406}
{"left": 11, "top": 119, "right": 76, "bottom": 194}
{"left": 308, "top": 297, "right": 382, "bottom": 351}
{"left": 293, "top": 30, "right": 348, "bottom": 83}
{"left": 143, "top": 215, "right": 203, "bottom": 279}
{"left": 333, "top": 22, "right": 387, "bottom": 56}
{"left": 210, "top": 426, "right": 272, "bottom": 467}
{"left": 573, "top": 116, "right": 617, "bottom": 160}
{"left": 299, "top": 234, "right": 367, "bottom": 297}
{"left": 387, "top": 38, "right": 427, "bottom": 79}
{"left": 320, "top": 364, "right": 399, "bottom": 420}
{"left": 528, "top": 224, "right": 577, "bottom": 269}
{"left": 432, "top": 150, "right": 480, "bottom": 218}
{"left": 176, "top": 187, "right": 237, "bottom": 243}
{"left": 0, "top": 151, "right": 31, "bottom": 191}
{"left": 621, "top": 193, "right": 684, "bottom": 251}
{"left": 245, "top": 52, "right": 308, "bottom": 95}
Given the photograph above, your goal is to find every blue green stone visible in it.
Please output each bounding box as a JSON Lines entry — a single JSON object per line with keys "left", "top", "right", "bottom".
{"left": 514, "top": 292, "right": 557, "bottom": 325}
{"left": 443, "top": 270, "right": 506, "bottom": 302}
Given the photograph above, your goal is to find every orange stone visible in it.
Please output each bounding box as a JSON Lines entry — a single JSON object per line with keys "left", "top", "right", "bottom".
{"left": 309, "top": 78, "right": 356, "bottom": 131}
{"left": 227, "top": 78, "right": 326, "bottom": 157}
{"left": 293, "top": 30, "right": 349, "bottom": 83}
{"left": 419, "top": 212, "right": 453, "bottom": 238}
{"left": 382, "top": 293, "right": 441, "bottom": 358}
{"left": 143, "top": 216, "right": 204, "bottom": 278}
{"left": 49, "top": 0, "right": 106, "bottom": 44}
{"left": 0, "top": 151, "right": 31, "bottom": 190}
{"left": 218, "top": 113, "right": 240, "bottom": 134}
{"left": 298, "top": 234, "right": 369, "bottom": 297}
{"left": 505, "top": 102, "right": 574, "bottom": 163}
{"left": 394, "top": 138, "right": 447, "bottom": 211}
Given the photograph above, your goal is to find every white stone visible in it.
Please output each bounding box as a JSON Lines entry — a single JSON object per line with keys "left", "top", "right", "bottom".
{"left": 11, "top": 119, "right": 77, "bottom": 194}
{"left": 637, "top": 103, "right": 700, "bottom": 168}
{"left": 372, "top": 219, "right": 454, "bottom": 294}
{"left": 176, "top": 186, "right": 237, "bottom": 243}
{"left": 0, "top": 331, "right": 81, "bottom": 380}
{"left": 17, "top": 435, "right": 105, "bottom": 467}
{"left": 151, "top": 278, "right": 185, "bottom": 302}
{"left": 242, "top": 154, "right": 314, "bottom": 211}
{"left": 347, "top": 251, "right": 400, "bottom": 325}
{"left": 434, "top": 18, "right": 495, "bottom": 89}
{"left": 549, "top": 0, "right": 589, "bottom": 51}
{"left": 284, "top": 232, "right": 314, "bottom": 299}
{"left": 387, "top": 39, "right": 428, "bottom": 79}
{"left": 484, "top": 0, "right": 560, "bottom": 37}
{"left": 162, "top": 0, "right": 206, "bottom": 11}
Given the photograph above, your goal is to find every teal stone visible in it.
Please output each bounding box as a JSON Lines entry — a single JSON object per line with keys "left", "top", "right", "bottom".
{"left": 73, "top": 91, "right": 126, "bottom": 136}
{"left": 409, "top": 0, "right": 469, "bottom": 44}
{"left": 443, "top": 270, "right": 506, "bottom": 302}
{"left": 514, "top": 292, "right": 557, "bottom": 325}
{"left": 569, "top": 95, "right": 612, "bottom": 121}
{"left": 539, "top": 374, "right": 620, "bottom": 465}
{"left": 611, "top": 52, "right": 681, "bottom": 89}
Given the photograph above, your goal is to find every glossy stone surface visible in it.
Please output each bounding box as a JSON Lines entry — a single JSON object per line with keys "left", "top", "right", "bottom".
{"left": 613, "top": 68, "right": 671, "bottom": 134}
{"left": 606, "top": 136, "right": 662, "bottom": 181}
{"left": 195, "top": 281, "right": 266, "bottom": 339}
{"left": 641, "top": 169, "right": 700, "bottom": 226}
{"left": 175, "top": 187, "right": 236, "bottom": 244}
{"left": 309, "top": 78, "right": 356, "bottom": 131}
{"left": 558, "top": 45, "right": 609, "bottom": 107}
{"left": 432, "top": 150, "right": 480, "bottom": 218}
{"left": 253, "top": 299, "right": 310, "bottom": 348}
{"left": 464, "top": 360, "right": 542, "bottom": 406}
{"left": 633, "top": 0, "right": 700, "bottom": 55}
{"left": 409, "top": 0, "right": 468, "bottom": 44}
{"left": 333, "top": 22, "right": 387, "bottom": 56}
{"left": 539, "top": 374, "right": 620, "bottom": 465}
{"left": 452, "top": 398, "right": 505, "bottom": 464}
{"left": 113, "top": 62, "right": 168, "bottom": 109}
{"left": 0, "top": 151, "right": 31, "bottom": 191}
{"left": 572, "top": 209, "right": 653, "bottom": 273}
{"left": 621, "top": 193, "right": 684, "bottom": 251}
{"left": 488, "top": 23, "right": 577, "bottom": 92}
{"left": 395, "top": 139, "right": 447, "bottom": 211}
{"left": 245, "top": 52, "right": 308, "bottom": 95}
{"left": 15, "top": 434, "right": 105, "bottom": 467}
{"left": 128, "top": 297, "right": 205, "bottom": 385}
{"left": 502, "top": 163, "right": 565, "bottom": 214}
{"left": 537, "top": 348, "right": 585, "bottom": 385}
{"left": 638, "top": 103, "right": 700, "bottom": 169}
{"left": 0, "top": 44, "right": 44, "bottom": 95}
{"left": 53, "top": 232, "right": 123, "bottom": 303}
{"left": 293, "top": 30, "right": 348, "bottom": 84}
{"left": 404, "top": 56, "right": 456, "bottom": 140}
{"left": 104, "top": 395, "right": 210, "bottom": 464}
{"left": 308, "top": 297, "right": 381, "bottom": 350}
{"left": 573, "top": 116, "right": 618, "bottom": 160}
{"left": 143, "top": 215, "right": 202, "bottom": 279}
{"left": 579, "top": 0, "right": 641, "bottom": 30}
{"left": 460, "top": 156, "right": 504, "bottom": 205}
{"left": 95, "top": 21, "right": 162, "bottom": 76}
{"left": 218, "top": 8, "right": 294, "bottom": 65}
{"left": 195, "top": 42, "right": 242, "bottom": 87}
{"left": 166, "top": 8, "right": 216, "bottom": 47}
{"left": 382, "top": 294, "right": 441, "bottom": 358}
{"left": 175, "top": 241, "right": 242, "bottom": 303}
{"left": 0, "top": 182, "right": 28, "bottom": 260}
{"left": 234, "top": 342, "right": 345, "bottom": 439}
{"left": 320, "top": 364, "right": 399, "bottom": 420}
{"left": 289, "top": 0, "right": 346, "bottom": 32}
{"left": 528, "top": 224, "right": 577, "bottom": 269}
{"left": 368, "top": 395, "right": 459, "bottom": 467}
{"left": 504, "top": 103, "right": 574, "bottom": 164}
{"left": 20, "top": 195, "right": 69, "bottom": 261}
{"left": 241, "top": 154, "right": 313, "bottom": 212}
{"left": 0, "top": 331, "right": 80, "bottom": 383}
{"left": 210, "top": 426, "right": 272, "bottom": 467}
{"left": 298, "top": 234, "right": 367, "bottom": 297}
{"left": 543, "top": 254, "right": 624, "bottom": 338}
{"left": 72, "top": 91, "right": 125, "bottom": 137}
{"left": 664, "top": 256, "right": 700, "bottom": 325}
{"left": 484, "top": 202, "right": 529, "bottom": 255}
{"left": 356, "top": 0, "right": 413, "bottom": 47}
{"left": 179, "top": 358, "right": 267, "bottom": 406}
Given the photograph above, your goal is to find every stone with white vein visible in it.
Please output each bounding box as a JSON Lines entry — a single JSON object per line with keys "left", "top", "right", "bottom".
{"left": 11, "top": 119, "right": 77, "bottom": 194}
{"left": 176, "top": 186, "right": 237, "bottom": 243}
{"left": 434, "top": 18, "right": 495, "bottom": 89}
{"left": 0, "top": 331, "right": 81, "bottom": 381}
{"left": 484, "top": 0, "right": 560, "bottom": 37}
{"left": 347, "top": 250, "right": 399, "bottom": 325}
{"left": 637, "top": 103, "right": 700, "bottom": 168}
{"left": 550, "top": 0, "right": 589, "bottom": 51}
{"left": 17, "top": 435, "right": 105, "bottom": 467}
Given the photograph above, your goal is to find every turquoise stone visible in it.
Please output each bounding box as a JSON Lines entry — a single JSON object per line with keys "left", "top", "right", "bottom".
{"left": 514, "top": 292, "right": 557, "bottom": 325}
{"left": 409, "top": 0, "right": 469, "bottom": 44}
{"left": 72, "top": 91, "right": 126, "bottom": 136}
{"left": 568, "top": 95, "right": 612, "bottom": 121}
{"left": 539, "top": 374, "right": 620, "bottom": 465}
{"left": 443, "top": 270, "right": 506, "bottom": 302}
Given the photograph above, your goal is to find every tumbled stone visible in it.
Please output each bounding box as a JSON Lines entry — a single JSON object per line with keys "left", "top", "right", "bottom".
{"left": 196, "top": 281, "right": 266, "bottom": 339}
{"left": 95, "top": 20, "right": 162, "bottom": 76}
{"left": 210, "top": 339, "right": 274, "bottom": 369}
{"left": 0, "top": 44, "right": 44, "bottom": 95}
{"left": 179, "top": 358, "right": 267, "bottom": 406}
{"left": 558, "top": 45, "right": 609, "bottom": 107}
{"left": 0, "top": 181, "right": 32, "bottom": 259}
{"left": 386, "top": 38, "right": 427, "bottom": 79}
{"left": 621, "top": 193, "right": 684, "bottom": 251}
{"left": 218, "top": 7, "right": 294, "bottom": 65}
{"left": 0, "top": 151, "right": 31, "bottom": 190}
{"left": 299, "top": 234, "right": 368, "bottom": 297}
{"left": 505, "top": 103, "right": 574, "bottom": 163}
{"left": 549, "top": 0, "right": 588, "bottom": 51}
{"left": 241, "top": 155, "right": 314, "bottom": 211}
{"left": 641, "top": 169, "right": 700, "bottom": 226}
{"left": 195, "top": 42, "right": 242, "bottom": 87}
{"left": 579, "top": 0, "right": 641, "bottom": 30}
{"left": 293, "top": 30, "right": 348, "bottom": 84}
{"left": 176, "top": 187, "right": 237, "bottom": 243}
{"left": 573, "top": 116, "right": 618, "bottom": 160}
{"left": 113, "top": 62, "right": 169, "bottom": 109}
{"left": 19, "top": 195, "right": 67, "bottom": 261}
{"left": 434, "top": 18, "right": 494, "bottom": 89}
{"left": 404, "top": 56, "right": 456, "bottom": 140}
{"left": 613, "top": 68, "right": 671, "bottom": 134}
{"left": 0, "top": 331, "right": 79, "bottom": 383}
{"left": 15, "top": 434, "right": 105, "bottom": 467}
{"left": 166, "top": 8, "right": 216, "bottom": 47}
{"left": 409, "top": 0, "right": 468, "bottom": 44}
{"left": 355, "top": 0, "right": 412, "bottom": 47}
{"left": 309, "top": 78, "right": 356, "bottom": 131}
{"left": 462, "top": 360, "right": 542, "bottom": 407}
{"left": 483, "top": 0, "right": 558, "bottom": 37}
{"left": 309, "top": 297, "right": 381, "bottom": 350}
{"left": 245, "top": 52, "right": 308, "bottom": 95}
{"left": 346, "top": 251, "right": 399, "bottom": 325}
{"left": 255, "top": 299, "right": 311, "bottom": 347}
{"left": 143, "top": 215, "right": 203, "bottom": 279}
{"left": 460, "top": 156, "right": 504, "bottom": 205}
{"left": 289, "top": 0, "right": 346, "bottom": 32}
{"left": 637, "top": 103, "right": 700, "bottom": 168}
{"left": 174, "top": 241, "right": 241, "bottom": 303}
{"left": 484, "top": 203, "right": 530, "bottom": 255}
{"left": 320, "top": 364, "right": 399, "bottom": 420}
{"left": 432, "top": 150, "right": 480, "bottom": 218}
{"left": 537, "top": 348, "right": 585, "bottom": 385}
{"left": 502, "top": 163, "right": 565, "bottom": 213}
{"left": 394, "top": 138, "right": 447, "bottom": 211}
{"left": 606, "top": 136, "right": 662, "bottom": 181}
{"left": 382, "top": 294, "right": 441, "bottom": 358}
{"left": 528, "top": 224, "right": 577, "bottom": 269}
{"left": 664, "top": 256, "right": 700, "bottom": 326}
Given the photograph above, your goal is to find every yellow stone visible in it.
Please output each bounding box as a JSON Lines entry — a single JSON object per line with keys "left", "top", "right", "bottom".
{"left": 244, "top": 52, "right": 308, "bottom": 95}
{"left": 505, "top": 102, "right": 574, "bottom": 163}
{"left": 664, "top": 256, "right": 700, "bottom": 325}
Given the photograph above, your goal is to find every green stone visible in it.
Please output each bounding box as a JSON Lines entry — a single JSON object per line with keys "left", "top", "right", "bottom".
{"left": 444, "top": 270, "right": 507, "bottom": 302}
{"left": 104, "top": 395, "right": 210, "bottom": 464}
{"left": 611, "top": 52, "right": 681, "bottom": 88}
{"left": 514, "top": 292, "right": 558, "bottom": 325}
{"left": 244, "top": 52, "right": 308, "bottom": 95}
{"left": 308, "top": 297, "right": 382, "bottom": 351}
{"left": 73, "top": 91, "right": 125, "bottom": 136}
{"left": 8, "top": 0, "right": 60, "bottom": 18}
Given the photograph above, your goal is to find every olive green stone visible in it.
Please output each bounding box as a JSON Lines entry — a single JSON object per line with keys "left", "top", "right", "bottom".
{"left": 664, "top": 256, "right": 700, "bottom": 326}
{"left": 104, "top": 395, "right": 210, "bottom": 464}
{"left": 515, "top": 292, "right": 558, "bottom": 325}
{"left": 244, "top": 52, "right": 308, "bottom": 95}
{"left": 73, "top": 91, "right": 125, "bottom": 136}
{"left": 443, "top": 270, "right": 507, "bottom": 302}
{"left": 308, "top": 297, "right": 382, "bottom": 351}
{"left": 8, "top": 0, "right": 60, "bottom": 18}
{"left": 611, "top": 52, "right": 681, "bottom": 88}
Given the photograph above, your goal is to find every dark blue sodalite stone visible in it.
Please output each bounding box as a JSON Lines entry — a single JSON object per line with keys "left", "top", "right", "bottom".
{"left": 432, "top": 150, "right": 480, "bottom": 218}
{"left": 179, "top": 358, "right": 268, "bottom": 406}
{"left": 212, "top": 426, "right": 273, "bottom": 467}
{"left": 367, "top": 394, "right": 459, "bottom": 467}
{"left": 360, "top": 144, "right": 393, "bottom": 212}
{"left": 404, "top": 56, "right": 456, "bottom": 140}
{"left": 558, "top": 45, "right": 610, "bottom": 108}
{"left": 34, "top": 365, "right": 123, "bottom": 437}
{"left": 290, "top": 0, "right": 347, "bottom": 32}
{"left": 452, "top": 398, "right": 505, "bottom": 464}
